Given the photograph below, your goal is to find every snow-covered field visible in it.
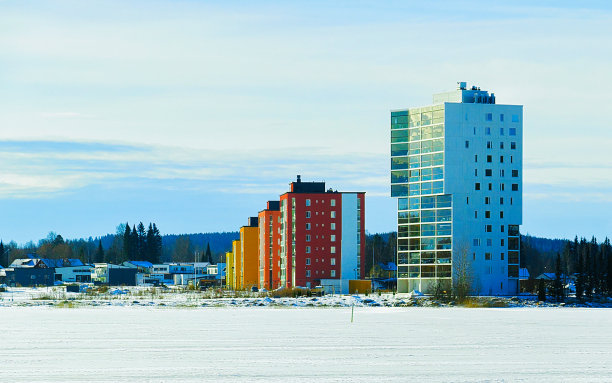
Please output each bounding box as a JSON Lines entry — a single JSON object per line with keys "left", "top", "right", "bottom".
{"left": 1, "top": 306, "right": 611, "bottom": 382}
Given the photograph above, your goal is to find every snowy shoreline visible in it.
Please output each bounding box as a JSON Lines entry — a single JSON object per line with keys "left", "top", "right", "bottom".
{"left": 2, "top": 286, "right": 611, "bottom": 309}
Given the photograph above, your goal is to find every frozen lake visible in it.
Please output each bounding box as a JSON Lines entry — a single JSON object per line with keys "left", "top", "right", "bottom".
{"left": 2, "top": 307, "right": 611, "bottom": 382}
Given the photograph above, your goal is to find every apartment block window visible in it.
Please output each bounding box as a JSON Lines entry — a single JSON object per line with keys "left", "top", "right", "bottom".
{"left": 305, "top": 211, "right": 311, "bottom": 218}
{"left": 485, "top": 211, "right": 491, "bottom": 218}
{"left": 466, "top": 197, "right": 469, "bottom": 205}
{"left": 512, "top": 114, "right": 519, "bottom": 122}
{"left": 475, "top": 154, "right": 478, "bottom": 162}
{"left": 512, "top": 170, "right": 519, "bottom": 177}
{"left": 330, "top": 246, "right": 336, "bottom": 254}
{"left": 487, "top": 141, "right": 493, "bottom": 149}
{"left": 501, "top": 252, "right": 505, "bottom": 260}
{"left": 512, "top": 184, "right": 519, "bottom": 191}
{"left": 306, "top": 246, "right": 311, "bottom": 254}
{"left": 474, "top": 210, "right": 478, "bottom": 218}
{"left": 501, "top": 239, "right": 505, "bottom": 246}
{"left": 487, "top": 155, "right": 492, "bottom": 163}
{"left": 511, "top": 142, "right": 516, "bottom": 149}
{"left": 465, "top": 140, "right": 470, "bottom": 148}
{"left": 485, "top": 197, "right": 490, "bottom": 205}
{"left": 500, "top": 142, "right": 504, "bottom": 149}
{"left": 485, "top": 127, "right": 491, "bottom": 135}
{"left": 330, "top": 223, "right": 336, "bottom": 230}
{"left": 306, "top": 258, "right": 311, "bottom": 265}
{"left": 330, "top": 235, "right": 336, "bottom": 242}
{"left": 500, "top": 197, "right": 504, "bottom": 205}
{"left": 306, "top": 199, "right": 311, "bottom": 206}
{"left": 306, "top": 235, "right": 311, "bottom": 242}
{"left": 486, "top": 113, "right": 493, "bottom": 121}
{"left": 475, "top": 183, "right": 481, "bottom": 191}
{"left": 488, "top": 183, "right": 492, "bottom": 191}
{"left": 500, "top": 169, "right": 505, "bottom": 177}
{"left": 500, "top": 211, "right": 504, "bottom": 219}
{"left": 485, "top": 169, "right": 492, "bottom": 177}
{"left": 306, "top": 223, "right": 311, "bottom": 230}
{"left": 501, "top": 225, "right": 505, "bottom": 232}
{"left": 485, "top": 225, "right": 492, "bottom": 232}
{"left": 500, "top": 156, "right": 504, "bottom": 163}
{"left": 500, "top": 183, "right": 505, "bottom": 191}
{"left": 485, "top": 252, "right": 492, "bottom": 260}
{"left": 500, "top": 114, "right": 504, "bottom": 122}
{"left": 511, "top": 155, "right": 514, "bottom": 163}
{"left": 330, "top": 270, "right": 336, "bottom": 277}
{"left": 486, "top": 239, "right": 492, "bottom": 246}
{"left": 473, "top": 127, "right": 477, "bottom": 135}
{"left": 509, "top": 128, "right": 517, "bottom": 136}
{"left": 331, "top": 258, "right": 336, "bottom": 265}
{"left": 330, "top": 199, "right": 336, "bottom": 206}
{"left": 330, "top": 211, "right": 336, "bottom": 218}
{"left": 306, "top": 270, "right": 311, "bottom": 277}
{"left": 500, "top": 127, "right": 504, "bottom": 136}
{"left": 473, "top": 239, "right": 481, "bottom": 246}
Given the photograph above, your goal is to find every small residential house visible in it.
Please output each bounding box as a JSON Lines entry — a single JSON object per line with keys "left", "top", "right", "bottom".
{"left": 92, "top": 263, "right": 137, "bottom": 286}
{"left": 54, "top": 265, "right": 94, "bottom": 283}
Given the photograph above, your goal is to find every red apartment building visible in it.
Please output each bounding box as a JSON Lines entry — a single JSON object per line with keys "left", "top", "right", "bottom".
{"left": 258, "top": 201, "right": 282, "bottom": 290}
{"left": 279, "top": 176, "right": 365, "bottom": 293}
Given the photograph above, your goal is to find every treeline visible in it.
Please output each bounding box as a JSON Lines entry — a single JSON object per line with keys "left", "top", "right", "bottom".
{"left": 565, "top": 237, "right": 612, "bottom": 298}
{"left": 0, "top": 226, "right": 239, "bottom": 268}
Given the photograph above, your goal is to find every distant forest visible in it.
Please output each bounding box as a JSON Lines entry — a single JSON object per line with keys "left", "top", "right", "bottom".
{"left": 1, "top": 224, "right": 607, "bottom": 282}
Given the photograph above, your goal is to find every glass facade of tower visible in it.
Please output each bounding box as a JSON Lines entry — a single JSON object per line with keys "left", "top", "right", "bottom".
{"left": 391, "top": 105, "right": 452, "bottom": 293}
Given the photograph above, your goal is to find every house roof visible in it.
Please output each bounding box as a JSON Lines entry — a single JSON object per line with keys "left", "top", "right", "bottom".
{"left": 536, "top": 272, "right": 569, "bottom": 280}
{"left": 10, "top": 258, "right": 39, "bottom": 268}
{"left": 124, "top": 261, "right": 153, "bottom": 268}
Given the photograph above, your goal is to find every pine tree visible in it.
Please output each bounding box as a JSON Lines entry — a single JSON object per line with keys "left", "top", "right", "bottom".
{"left": 603, "top": 237, "right": 611, "bottom": 296}
{"left": 0, "top": 240, "right": 5, "bottom": 268}
{"left": 585, "top": 237, "right": 594, "bottom": 299}
{"left": 553, "top": 253, "right": 563, "bottom": 302}
{"left": 205, "top": 242, "right": 213, "bottom": 264}
{"left": 151, "top": 223, "right": 162, "bottom": 264}
{"left": 94, "top": 240, "right": 104, "bottom": 264}
{"left": 576, "top": 238, "right": 585, "bottom": 300}
{"left": 130, "top": 225, "right": 138, "bottom": 260}
{"left": 123, "top": 224, "right": 132, "bottom": 260}
{"left": 537, "top": 279, "right": 546, "bottom": 302}
{"left": 137, "top": 222, "right": 146, "bottom": 260}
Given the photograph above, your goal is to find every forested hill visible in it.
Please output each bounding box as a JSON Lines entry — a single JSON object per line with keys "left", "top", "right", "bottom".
{"left": 161, "top": 232, "right": 239, "bottom": 255}
{"left": 521, "top": 234, "right": 567, "bottom": 254}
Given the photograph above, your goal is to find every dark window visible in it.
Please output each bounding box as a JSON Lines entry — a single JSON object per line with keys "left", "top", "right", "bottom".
{"left": 512, "top": 170, "right": 519, "bottom": 177}
{"left": 475, "top": 183, "right": 481, "bottom": 191}
{"left": 488, "top": 183, "right": 492, "bottom": 191}
{"left": 500, "top": 156, "right": 504, "bottom": 163}
{"left": 485, "top": 225, "right": 492, "bottom": 232}
{"left": 485, "top": 211, "right": 491, "bottom": 218}
{"left": 512, "top": 183, "right": 519, "bottom": 191}
{"left": 500, "top": 211, "right": 504, "bottom": 218}
{"left": 487, "top": 155, "right": 492, "bottom": 163}
{"left": 485, "top": 169, "right": 492, "bottom": 177}
{"left": 511, "top": 142, "right": 516, "bottom": 149}
{"left": 465, "top": 140, "right": 469, "bottom": 148}
{"left": 475, "top": 155, "right": 478, "bottom": 162}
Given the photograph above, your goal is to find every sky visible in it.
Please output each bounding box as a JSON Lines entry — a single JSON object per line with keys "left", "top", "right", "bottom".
{"left": 1, "top": 0, "right": 611, "bottom": 244}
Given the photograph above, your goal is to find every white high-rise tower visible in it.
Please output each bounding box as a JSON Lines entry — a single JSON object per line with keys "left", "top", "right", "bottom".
{"left": 391, "top": 82, "right": 522, "bottom": 295}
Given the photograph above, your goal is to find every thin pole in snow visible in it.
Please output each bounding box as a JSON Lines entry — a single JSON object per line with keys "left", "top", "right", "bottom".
{"left": 351, "top": 303, "right": 354, "bottom": 323}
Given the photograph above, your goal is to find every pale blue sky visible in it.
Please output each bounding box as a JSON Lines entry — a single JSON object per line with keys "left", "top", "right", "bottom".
{"left": 1, "top": 1, "right": 611, "bottom": 243}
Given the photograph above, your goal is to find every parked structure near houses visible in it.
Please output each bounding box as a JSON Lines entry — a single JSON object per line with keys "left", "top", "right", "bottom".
{"left": 391, "top": 82, "right": 523, "bottom": 295}
{"left": 54, "top": 265, "right": 94, "bottom": 283}
{"left": 1, "top": 267, "right": 55, "bottom": 286}
{"left": 92, "top": 264, "right": 137, "bottom": 286}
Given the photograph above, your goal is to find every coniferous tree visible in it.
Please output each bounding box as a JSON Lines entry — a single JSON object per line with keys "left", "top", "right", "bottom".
{"left": 137, "top": 222, "right": 146, "bottom": 260}
{"left": 603, "top": 237, "right": 612, "bottom": 296}
{"left": 130, "top": 224, "right": 138, "bottom": 260}
{"left": 0, "top": 240, "right": 5, "bottom": 268}
{"left": 537, "top": 279, "right": 546, "bottom": 302}
{"left": 553, "top": 253, "right": 564, "bottom": 302}
{"left": 576, "top": 238, "right": 585, "bottom": 301}
{"left": 151, "top": 223, "right": 162, "bottom": 264}
{"left": 94, "top": 240, "right": 104, "bottom": 264}
{"left": 123, "top": 224, "right": 132, "bottom": 261}
{"left": 585, "top": 237, "right": 594, "bottom": 299}
{"left": 205, "top": 243, "right": 213, "bottom": 264}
